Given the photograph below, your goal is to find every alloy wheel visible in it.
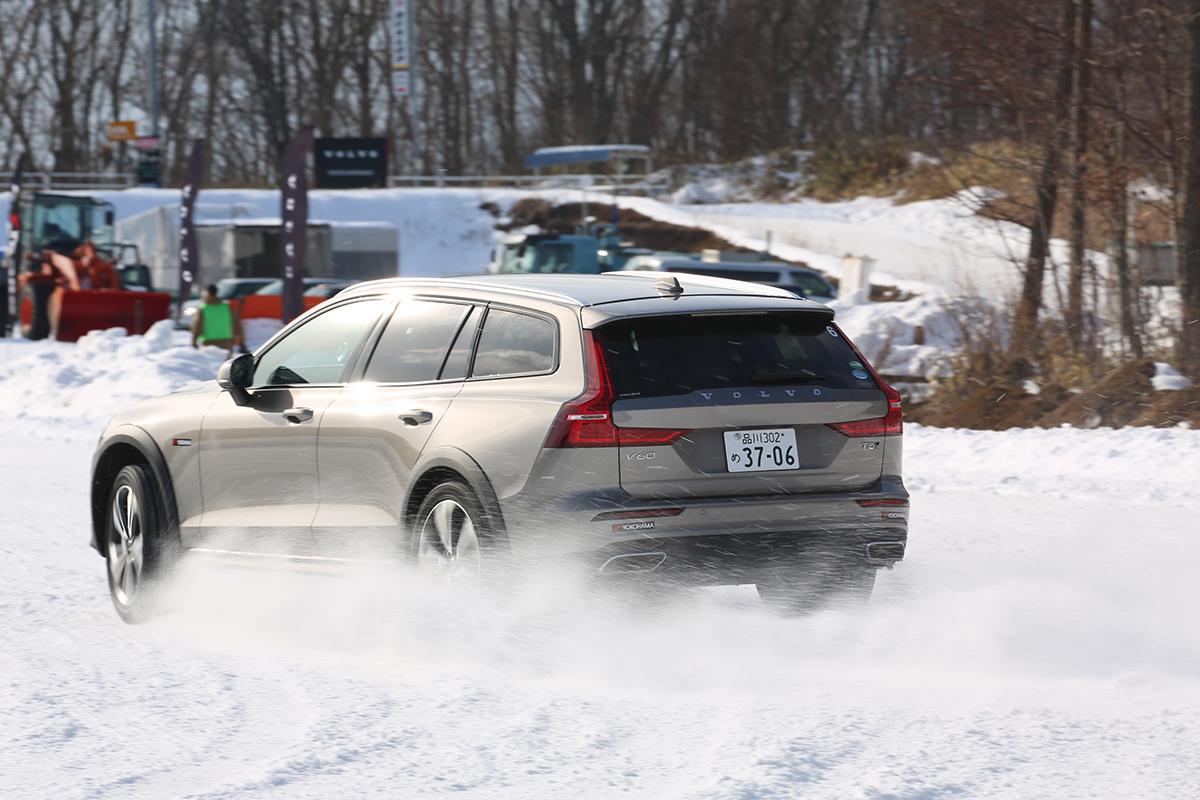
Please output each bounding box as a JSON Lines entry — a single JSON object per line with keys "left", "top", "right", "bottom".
{"left": 418, "top": 499, "right": 481, "bottom": 577}
{"left": 108, "top": 485, "right": 144, "bottom": 606}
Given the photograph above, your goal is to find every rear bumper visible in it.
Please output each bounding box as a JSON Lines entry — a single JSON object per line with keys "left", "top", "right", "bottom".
{"left": 591, "top": 528, "right": 907, "bottom": 584}
{"left": 505, "top": 475, "right": 909, "bottom": 583}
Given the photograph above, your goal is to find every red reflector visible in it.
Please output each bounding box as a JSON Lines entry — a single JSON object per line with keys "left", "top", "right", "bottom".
{"left": 592, "top": 507, "right": 684, "bottom": 521}
{"left": 856, "top": 499, "right": 909, "bottom": 507}
{"left": 617, "top": 427, "right": 689, "bottom": 446}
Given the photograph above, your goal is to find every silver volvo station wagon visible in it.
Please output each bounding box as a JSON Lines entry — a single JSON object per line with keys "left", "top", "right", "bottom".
{"left": 91, "top": 272, "right": 909, "bottom": 622}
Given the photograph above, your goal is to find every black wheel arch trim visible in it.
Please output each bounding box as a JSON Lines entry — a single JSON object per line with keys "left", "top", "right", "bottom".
{"left": 90, "top": 425, "right": 180, "bottom": 555}
{"left": 404, "top": 446, "right": 507, "bottom": 541}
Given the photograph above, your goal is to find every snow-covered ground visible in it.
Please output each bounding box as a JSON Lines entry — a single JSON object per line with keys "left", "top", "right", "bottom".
{"left": 1, "top": 331, "right": 1199, "bottom": 798}
{"left": 1, "top": 180, "right": 1196, "bottom": 795}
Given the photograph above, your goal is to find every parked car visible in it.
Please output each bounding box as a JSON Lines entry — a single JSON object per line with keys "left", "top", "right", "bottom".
{"left": 91, "top": 272, "right": 907, "bottom": 622}
{"left": 175, "top": 278, "right": 275, "bottom": 329}
{"left": 236, "top": 278, "right": 355, "bottom": 320}
{"left": 622, "top": 257, "right": 837, "bottom": 303}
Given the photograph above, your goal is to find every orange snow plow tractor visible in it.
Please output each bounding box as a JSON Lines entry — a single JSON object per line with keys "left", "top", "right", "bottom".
{"left": 12, "top": 193, "right": 171, "bottom": 342}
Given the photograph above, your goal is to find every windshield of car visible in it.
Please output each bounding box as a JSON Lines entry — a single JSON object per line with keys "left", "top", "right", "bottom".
{"left": 215, "top": 280, "right": 244, "bottom": 300}
{"left": 253, "top": 279, "right": 331, "bottom": 296}
{"left": 304, "top": 283, "right": 348, "bottom": 297}
{"left": 595, "top": 312, "right": 875, "bottom": 399}
{"left": 532, "top": 243, "right": 575, "bottom": 273}
{"left": 789, "top": 271, "right": 835, "bottom": 297}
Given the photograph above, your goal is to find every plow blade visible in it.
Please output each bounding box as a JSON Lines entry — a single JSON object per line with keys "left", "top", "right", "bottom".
{"left": 53, "top": 290, "right": 173, "bottom": 342}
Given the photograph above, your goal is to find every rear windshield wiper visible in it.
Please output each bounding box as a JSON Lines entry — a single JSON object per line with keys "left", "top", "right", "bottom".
{"left": 750, "top": 368, "right": 824, "bottom": 384}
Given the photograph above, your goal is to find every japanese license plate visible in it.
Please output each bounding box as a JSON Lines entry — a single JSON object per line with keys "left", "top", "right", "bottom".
{"left": 723, "top": 428, "right": 799, "bottom": 472}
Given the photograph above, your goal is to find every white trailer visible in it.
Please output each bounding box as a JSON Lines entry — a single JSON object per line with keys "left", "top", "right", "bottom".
{"left": 115, "top": 204, "right": 399, "bottom": 294}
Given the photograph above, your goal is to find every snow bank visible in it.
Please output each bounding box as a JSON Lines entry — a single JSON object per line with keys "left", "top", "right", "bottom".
{"left": 0, "top": 321, "right": 225, "bottom": 437}
{"left": 1152, "top": 362, "right": 1193, "bottom": 392}
{"left": 907, "top": 423, "right": 1200, "bottom": 507}
{"left": 827, "top": 292, "right": 990, "bottom": 380}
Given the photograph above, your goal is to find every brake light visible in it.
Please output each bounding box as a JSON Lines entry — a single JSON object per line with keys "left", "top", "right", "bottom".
{"left": 855, "top": 498, "right": 909, "bottom": 507}
{"left": 545, "top": 331, "right": 691, "bottom": 448}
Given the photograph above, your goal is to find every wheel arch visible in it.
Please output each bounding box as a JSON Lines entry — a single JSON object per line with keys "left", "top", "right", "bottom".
{"left": 91, "top": 427, "right": 179, "bottom": 555}
{"left": 403, "top": 447, "right": 507, "bottom": 542}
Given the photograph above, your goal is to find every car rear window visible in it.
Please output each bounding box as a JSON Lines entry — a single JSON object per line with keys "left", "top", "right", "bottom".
{"left": 595, "top": 312, "right": 876, "bottom": 399}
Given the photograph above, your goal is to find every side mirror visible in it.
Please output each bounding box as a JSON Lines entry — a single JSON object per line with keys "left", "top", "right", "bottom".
{"left": 217, "top": 353, "right": 254, "bottom": 392}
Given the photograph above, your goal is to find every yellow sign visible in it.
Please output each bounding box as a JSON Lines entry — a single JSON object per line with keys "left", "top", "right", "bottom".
{"left": 106, "top": 121, "right": 137, "bottom": 142}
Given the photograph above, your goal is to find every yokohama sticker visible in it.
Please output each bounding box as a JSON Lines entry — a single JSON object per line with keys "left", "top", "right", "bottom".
{"left": 612, "top": 521, "right": 656, "bottom": 532}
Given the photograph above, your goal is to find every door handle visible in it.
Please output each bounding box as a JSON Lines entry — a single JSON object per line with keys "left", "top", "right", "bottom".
{"left": 399, "top": 409, "right": 434, "bottom": 426}
{"left": 283, "top": 407, "right": 314, "bottom": 424}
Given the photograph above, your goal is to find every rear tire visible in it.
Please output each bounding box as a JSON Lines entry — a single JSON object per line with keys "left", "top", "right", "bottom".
{"left": 757, "top": 561, "right": 877, "bottom": 615}
{"left": 19, "top": 282, "right": 53, "bottom": 341}
{"left": 412, "top": 481, "right": 500, "bottom": 581}
{"left": 104, "top": 464, "right": 175, "bottom": 624}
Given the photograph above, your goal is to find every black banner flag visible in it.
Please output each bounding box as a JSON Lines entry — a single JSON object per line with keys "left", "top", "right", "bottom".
{"left": 178, "top": 141, "right": 205, "bottom": 319}
{"left": 280, "top": 126, "right": 315, "bottom": 323}
{"left": 1, "top": 152, "right": 30, "bottom": 337}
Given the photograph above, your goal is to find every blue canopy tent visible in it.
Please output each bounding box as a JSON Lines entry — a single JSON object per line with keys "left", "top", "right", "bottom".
{"left": 524, "top": 144, "right": 652, "bottom": 174}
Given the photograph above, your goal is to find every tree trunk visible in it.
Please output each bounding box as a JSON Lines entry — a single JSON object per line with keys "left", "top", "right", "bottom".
{"left": 1009, "top": 0, "right": 1077, "bottom": 366}
{"left": 1181, "top": 0, "right": 1200, "bottom": 371}
{"left": 1065, "top": 0, "right": 1092, "bottom": 349}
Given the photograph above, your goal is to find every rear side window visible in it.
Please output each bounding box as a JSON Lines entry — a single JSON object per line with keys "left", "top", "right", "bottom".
{"left": 472, "top": 308, "right": 556, "bottom": 377}
{"left": 595, "top": 313, "right": 875, "bottom": 399}
{"left": 363, "top": 300, "right": 471, "bottom": 383}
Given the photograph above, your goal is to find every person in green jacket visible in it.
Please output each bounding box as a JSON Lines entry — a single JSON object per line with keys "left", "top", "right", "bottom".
{"left": 190, "top": 283, "right": 244, "bottom": 352}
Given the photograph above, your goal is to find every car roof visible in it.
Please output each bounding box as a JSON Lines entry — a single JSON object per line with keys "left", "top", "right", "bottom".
{"left": 338, "top": 272, "right": 834, "bottom": 323}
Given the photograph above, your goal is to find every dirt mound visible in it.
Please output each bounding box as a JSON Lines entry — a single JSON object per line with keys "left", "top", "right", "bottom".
{"left": 502, "top": 200, "right": 750, "bottom": 256}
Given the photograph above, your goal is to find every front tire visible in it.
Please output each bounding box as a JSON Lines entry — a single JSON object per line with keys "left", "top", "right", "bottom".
{"left": 19, "top": 282, "right": 53, "bottom": 341}
{"left": 104, "top": 464, "right": 174, "bottom": 624}
{"left": 757, "top": 561, "right": 877, "bottom": 615}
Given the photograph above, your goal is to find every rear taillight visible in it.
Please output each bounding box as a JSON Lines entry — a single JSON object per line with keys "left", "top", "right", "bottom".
{"left": 826, "top": 324, "right": 903, "bottom": 438}
{"left": 545, "top": 331, "right": 691, "bottom": 448}
{"left": 855, "top": 498, "right": 909, "bottom": 508}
